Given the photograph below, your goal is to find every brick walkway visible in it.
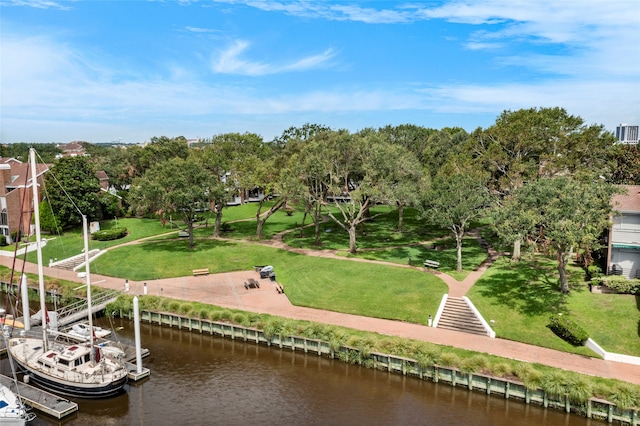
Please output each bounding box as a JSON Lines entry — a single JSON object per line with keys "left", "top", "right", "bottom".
{"left": 2, "top": 234, "right": 639, "bottom": 386}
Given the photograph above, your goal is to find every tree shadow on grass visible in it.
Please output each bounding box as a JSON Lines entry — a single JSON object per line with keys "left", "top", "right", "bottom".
{"left": 138, "top": 238, "right": 239, "bottom": 254}
{"left": 475, "top": 258, "right": 567, "bottom": 317}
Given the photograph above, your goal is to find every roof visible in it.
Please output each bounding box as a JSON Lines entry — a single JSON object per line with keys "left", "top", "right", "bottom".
{"left": 612, "top": 185, "right": 640, "bottom": 213}
{"left": 5, "top": 162, "right": 49, "bottom": 188}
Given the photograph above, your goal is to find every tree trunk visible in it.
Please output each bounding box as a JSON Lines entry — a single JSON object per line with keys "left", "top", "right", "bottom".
{"left": 456, "top": 232, "right": 463, "bottom": 272}
{"left": 397, "top": 202, "right": 404, "bottom": 232}
{"left": 255, "top": 199, "right": 285, "bottom": 240}
{"left": 187, "top": 221, "right": 195, "bottom": 249}
{"left": 348, "top": 225, "right": 358, "bottom": 254}
{"left": 299, "top": 212, "right": 308, "bottom": 238}
{"left": 256, "top": 219, "right": 264, "bottom": 240}
{"left": 512, "top": 238, "right": 521, "bottom": 261}
{"left": 213, "top": 205, "right": 223, "bottom": 238}
{"left": 557, "top": 249, "right": 569, "bottom": 294}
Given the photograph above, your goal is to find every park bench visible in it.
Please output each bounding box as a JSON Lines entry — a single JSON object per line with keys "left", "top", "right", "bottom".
{"left": 275, "top": 283, "right": 285, "bottom": 294}
{"left": 423, "top": 259, "right": 440, "bottom": 269}
{"left": 193, "top": 268, "right": 209, "bottom": 276}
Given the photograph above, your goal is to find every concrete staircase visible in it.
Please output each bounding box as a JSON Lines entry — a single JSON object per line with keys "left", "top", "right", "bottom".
{"left": 50, "top": 249, "right": 101, "bottom": 270}
{"left": 437, "top": 297, "right": 488, "bottom": 336}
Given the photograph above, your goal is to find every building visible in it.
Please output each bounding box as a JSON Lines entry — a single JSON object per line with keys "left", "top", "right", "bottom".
{"left": 606, "top": 185, "right": 640, "bottom": 278}
{"left": 615, "top": 124, "right": 639, "bottom": 145}
{"left": 0, "top": 158, "right": 49, "bottom": 243}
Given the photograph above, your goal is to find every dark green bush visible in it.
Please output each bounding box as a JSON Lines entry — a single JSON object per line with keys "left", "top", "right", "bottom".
{"left": 0, "top": 235, "right": 6, "bottom": 246}
{"left": 586, "top": 264, "right": 603, "bottom": 280}
{"left": 548, "top": 315, "right": 588, "bottom": 346}
{"left": 92, "top": 227, "right": 128, "bottom": 241}
{"left": 592, "top": 276, "right": 640, "bottom": 294}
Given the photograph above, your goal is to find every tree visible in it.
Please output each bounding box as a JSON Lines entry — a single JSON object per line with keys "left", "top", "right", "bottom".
{"left": 467, "top": 107, "right": 618, "bottom": 260}
{"left": 226, "top": 133, "right": 288, "bottom": 240}
{"left": 317, "top": 129, "right": 416, "bottom": 254}
{"left": 0, "top": 143, "right": 62, "bottom": 163}
{"left": 502, "top": 177, "right": 618, "bottom": 293}
{"left": 129, "top": 157, "right": 216, "bottom": 248}
{"left": 422, "top": 172, "right": 490, "bottom": 271}
{"left": 196, "top": 135, "right": 240, "bottom": 237}
{"left": 376, "top": 131, "right": 428, "bottom": 232}
{"left": 43, "top": 156, "right": 103, "bottom": 228}
{"left": 611, "top": 144, "right": 640, "bottom": 185}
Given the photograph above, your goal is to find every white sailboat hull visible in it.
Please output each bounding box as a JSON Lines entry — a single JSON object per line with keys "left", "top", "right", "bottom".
{"left": 8, "top": 337, "right": 127, "bottom": 399}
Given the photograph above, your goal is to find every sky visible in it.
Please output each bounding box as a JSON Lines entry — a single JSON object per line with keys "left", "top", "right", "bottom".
{"left": 1, "top": 0, "right": 639, "bottom": 144}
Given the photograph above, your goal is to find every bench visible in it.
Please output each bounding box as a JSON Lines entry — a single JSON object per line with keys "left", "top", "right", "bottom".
{"left": 424, "top": 260, "right": 440, "bottom": 269}
{"left": 275, "top": 284, "right": 284, "bottom": 294}
{"left": 193, "top": 268, "right": 209, "bottom": 276}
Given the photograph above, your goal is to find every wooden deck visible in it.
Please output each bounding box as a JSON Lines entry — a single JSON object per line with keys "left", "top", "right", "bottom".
{"left": 0, "top": 374, "right": 78, "bottom": 419}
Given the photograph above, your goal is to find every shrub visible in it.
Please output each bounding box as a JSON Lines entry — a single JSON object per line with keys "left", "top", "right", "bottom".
{"left": 438, "top": 352, "right": 460, "bottom": 368}
{"left": 608, "top": 383, "right": 640, "bottom": 409}
{"left": 586, "top": 264, "right": 603, "bottom": 280}
{"left": 548, "top": 315, "right": 588, "bottom": 346}
{"left": 592, "top": 276, "right": 640, "bottom": 294}
{"left": 460, "top": 355, "right": 489, "bottom": 374}
{"left": 92, "top": 227, "right": 128, "bottom": 241}
{"left": 0, "top": 235, "right": 6, "bottom": 246}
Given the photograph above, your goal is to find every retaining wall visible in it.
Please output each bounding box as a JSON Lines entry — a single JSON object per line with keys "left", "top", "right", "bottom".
{"left": 118, "top": 309, "right": 638, "bottom": 425}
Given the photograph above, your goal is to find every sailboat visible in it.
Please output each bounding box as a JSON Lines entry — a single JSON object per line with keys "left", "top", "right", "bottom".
{"left": 7, "top": 149, "right": 128, "bottom": 398}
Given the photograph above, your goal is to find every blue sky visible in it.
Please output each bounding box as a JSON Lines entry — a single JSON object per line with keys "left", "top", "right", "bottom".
{"left": 1, "top": 0, "right": 639, "bottom": 144}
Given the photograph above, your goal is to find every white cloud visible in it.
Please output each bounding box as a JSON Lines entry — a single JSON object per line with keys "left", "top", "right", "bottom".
{"left": 2, "top": 0, "right": 72, "bottom": 10}
{"left": 211, "top": 40, "right": 336, "bottom": 75}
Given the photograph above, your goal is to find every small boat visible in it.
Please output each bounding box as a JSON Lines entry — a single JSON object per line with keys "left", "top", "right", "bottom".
{"left": 0, "top": 317, "right": 35, "bottom": 425}
{"left": 68, "top": 323, "right": 111, "bottom": 341}
{"left": 0, "top": 382, "right": 31, "bottom": 425}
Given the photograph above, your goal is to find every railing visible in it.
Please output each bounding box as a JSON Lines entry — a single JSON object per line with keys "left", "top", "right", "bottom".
{"left": 56, "top": 290, "right": 122, "bottom": 323}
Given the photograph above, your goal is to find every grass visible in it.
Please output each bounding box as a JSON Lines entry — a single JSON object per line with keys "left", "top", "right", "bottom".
{"left": 91, "top": 238, "right": 447, "bottom": 324}
{"left": 7, "top": 206, "right": 639, "bottom": 359}
{"left": 22, "top": 218, "right": 171, "bottom": 264}
{"left": 467, "top": 256, "right": 640, "bottom": 357}
{"left": 282, "top": 206, "right": 446, "bottom": 250}
{"left": 349, "top": 237, "right": 488, "bottom": 281}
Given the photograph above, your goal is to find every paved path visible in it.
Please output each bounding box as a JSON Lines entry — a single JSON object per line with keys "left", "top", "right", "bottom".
{"left": 2, "top": 231, "right": 639, "bottom": 386}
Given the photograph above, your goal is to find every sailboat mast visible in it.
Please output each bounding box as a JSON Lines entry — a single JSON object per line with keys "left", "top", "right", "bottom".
{"left": 82, "top": 215, "right": 96, "bottom": 360}
{"left": 29, "top": 148, "right": 48, "bottom": 351}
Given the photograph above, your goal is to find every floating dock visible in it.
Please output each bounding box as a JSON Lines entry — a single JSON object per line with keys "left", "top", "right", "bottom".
{"left": 0, "top": 374, "right": 78, "bottom": 419}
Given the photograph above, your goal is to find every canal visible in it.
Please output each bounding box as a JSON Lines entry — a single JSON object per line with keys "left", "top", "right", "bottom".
{"left": 3, "top": 315, "right": 605, "bottom": 426}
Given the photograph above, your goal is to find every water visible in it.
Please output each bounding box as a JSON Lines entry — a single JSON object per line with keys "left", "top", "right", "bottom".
{"left": 5, "top": 316, "right": 604, "bottom": 426}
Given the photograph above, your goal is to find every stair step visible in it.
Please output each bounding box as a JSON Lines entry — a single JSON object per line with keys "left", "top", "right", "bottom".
{"left": 437, "top": 297, "right": 488, "bottom": 337}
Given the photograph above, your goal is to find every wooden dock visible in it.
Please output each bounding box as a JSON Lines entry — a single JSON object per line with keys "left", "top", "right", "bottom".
{"left": 0, "top": 374, "right": 78, "bottom": 419}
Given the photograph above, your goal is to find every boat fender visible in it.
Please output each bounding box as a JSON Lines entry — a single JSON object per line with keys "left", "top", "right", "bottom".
{"left": 23, "top": 375, "right": 29, "bottom": 384}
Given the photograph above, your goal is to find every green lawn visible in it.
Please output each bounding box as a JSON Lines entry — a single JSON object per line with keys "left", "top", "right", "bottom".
{"left": 282, "top": 206, "right": 451, "bottom": 250}
{"left": 26, "top": 218, "right": 171, "bottom": 265}
{"left": 467, "top": 256, "right": 640, "bottom": 357}
{"left": 349, "top": 237, "right": 487, "bottom": 281}
{"left": 91, "top": 238, "right": 447, "bottom": 324}
{"left": 10, "top": 212, "right": 640, "bottom": 359}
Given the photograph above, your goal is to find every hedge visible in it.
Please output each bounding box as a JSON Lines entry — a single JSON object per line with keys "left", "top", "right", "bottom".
{"left": 548, "top": 315, "right": 588, "bottom": 346}
{"left": 591, "top": 276, "right": 640, "bottom": 294}
{"left": 92, "top": 227, "right": 128, "bottom": 241}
